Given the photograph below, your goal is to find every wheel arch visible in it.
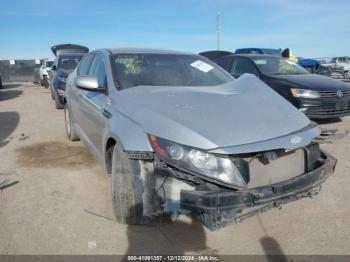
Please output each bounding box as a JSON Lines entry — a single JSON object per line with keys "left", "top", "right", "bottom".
{"left": 103, "top": 113, "right": 153, "bottom": 173}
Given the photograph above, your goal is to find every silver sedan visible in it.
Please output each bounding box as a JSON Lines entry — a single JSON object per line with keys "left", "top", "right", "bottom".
{"left": 64, "top": 48, "right": 336, "bottom": 230}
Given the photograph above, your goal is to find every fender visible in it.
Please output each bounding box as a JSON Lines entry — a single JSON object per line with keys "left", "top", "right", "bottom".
{"left": 103, "top": 107, "right": 153, "bottom": 155}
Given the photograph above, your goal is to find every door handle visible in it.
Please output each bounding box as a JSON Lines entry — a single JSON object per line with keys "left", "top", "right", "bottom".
{"left": 103, "top": 109, "right": 112, "bottom": 119}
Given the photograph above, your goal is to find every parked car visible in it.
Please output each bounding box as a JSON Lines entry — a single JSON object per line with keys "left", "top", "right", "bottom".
{"left": 0, "top": 72, "right": 2, "bottom": 89}
{"left": 49, "top": 44, "right": 88, "bottom": 109}
{"left": 298, "top": 58, "right": 320, "bottom": 73}
{"left": 206, "top": 53, "right": 350, "bottom": 119}
{"left": 298, "top": 59, "right": 332, "bottom": 77}
{"left": 235, "top": 48, "right": 281, "bottom": 56}
{"left": 39, "top": 59, "right": 53, "bottom": 88}
{"left": 316, "top": 65, "right": 332, "bottom": 77}
{"left": 64, "top": 48, "right": 335, "bottom": 230}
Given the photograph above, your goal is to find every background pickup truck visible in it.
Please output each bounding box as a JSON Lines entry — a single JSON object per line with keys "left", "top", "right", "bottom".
{"left": 322, "top": 57, "right": 350, "bottom": 79}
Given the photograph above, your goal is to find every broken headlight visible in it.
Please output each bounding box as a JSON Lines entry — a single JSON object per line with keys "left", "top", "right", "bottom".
{"left": 149, "top": 135, "right": 247, "bottom": 188}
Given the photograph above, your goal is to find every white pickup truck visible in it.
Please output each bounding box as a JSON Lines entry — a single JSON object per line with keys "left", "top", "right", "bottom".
{"left": 39, "top": 60, "right": 54, "bottom": 88}
{"left": 322, "top": 57, "right": 350, "bottom": 78}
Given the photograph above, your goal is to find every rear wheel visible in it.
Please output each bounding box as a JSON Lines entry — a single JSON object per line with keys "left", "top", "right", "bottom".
{"left": 64, "top": 104, "right": 80, "bottom": 141}
{"left": 111, "top": 146, "right": 159, "bottom": 224}
{"left": 54, "top": 90, "right": 64, "bottom": 109}
{"left": 43, "top": 76, "right": 49, "bottom": 89}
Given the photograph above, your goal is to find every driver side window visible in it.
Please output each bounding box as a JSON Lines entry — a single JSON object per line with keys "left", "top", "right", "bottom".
{"left": 78, "top": 53, "right": 94, "bottom": 76}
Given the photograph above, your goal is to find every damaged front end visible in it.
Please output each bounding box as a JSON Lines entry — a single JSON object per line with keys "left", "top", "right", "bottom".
{"left": 148, "top": 131, "right": 336, "bottom": 231}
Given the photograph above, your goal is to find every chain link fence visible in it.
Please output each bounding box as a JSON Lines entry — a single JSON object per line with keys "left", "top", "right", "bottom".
{"left": 0, "top": 59, "right": 44, "bottom": 83}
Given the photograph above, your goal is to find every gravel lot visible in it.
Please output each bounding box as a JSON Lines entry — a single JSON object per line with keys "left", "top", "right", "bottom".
{"left": 1, "top": 82, "right": 350, "bottom": 256}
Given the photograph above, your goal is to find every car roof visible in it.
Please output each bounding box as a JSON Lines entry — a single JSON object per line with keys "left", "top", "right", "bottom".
{"left": 103, "top": 48, "right": 194, "bottom": 55}
{"left": 216, "top": 54, "right": 282, "bottom": 60}
{"left": 236, "top": 48, "right": 278, "bottom": 51}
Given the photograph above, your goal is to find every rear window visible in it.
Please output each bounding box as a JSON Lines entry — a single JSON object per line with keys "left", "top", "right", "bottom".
{"left": 46, "top": 61, "right": 53, "bottom": 67}
{"left": 58, "top": 55, "right": 83, "bottom": 70}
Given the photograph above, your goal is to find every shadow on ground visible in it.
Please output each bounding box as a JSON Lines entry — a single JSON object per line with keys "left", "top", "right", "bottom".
{"left": 124, "top": 215, "right": 212, "bottom": 258}
{"left": 0, "top": 90, "right": 23, "bottom": 102}
{"left": 0, "top": 111, "right": 20, "bottom": 147}
{"left": 2, "top": 83, "right": 22, "bottom": 89}
{"left": 260, "top": 236, "right": 288, "bottom": 262}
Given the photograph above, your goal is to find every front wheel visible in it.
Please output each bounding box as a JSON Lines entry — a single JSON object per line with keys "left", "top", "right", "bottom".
{"left": 111, "top": 146, "right": 160, "bottom": 224}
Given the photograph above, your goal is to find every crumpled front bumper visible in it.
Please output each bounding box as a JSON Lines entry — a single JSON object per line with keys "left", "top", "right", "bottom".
{"left": 180, "top": 152, "right": 336, "bottom": 230}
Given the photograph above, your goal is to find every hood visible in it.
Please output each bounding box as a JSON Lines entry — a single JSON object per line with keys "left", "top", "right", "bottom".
{"left": 272, "top": 74, "right": 350, "bottom": 91}
{"left": 116, "top": 74, "right": 312, "bottom": 150}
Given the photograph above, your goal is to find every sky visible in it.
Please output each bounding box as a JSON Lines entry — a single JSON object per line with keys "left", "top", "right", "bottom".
{"left": 0, "top": 0, "right": 349, "bottom": 59}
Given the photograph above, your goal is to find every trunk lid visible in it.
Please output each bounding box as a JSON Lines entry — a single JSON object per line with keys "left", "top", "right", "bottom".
{"left": 51, "top": 44, "right": 89, "bottom": 56}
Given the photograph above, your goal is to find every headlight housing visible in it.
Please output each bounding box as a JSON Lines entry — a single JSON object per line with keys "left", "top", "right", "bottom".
{"left": 149, "top": 135, "right": 247, "bottom": 188}
{"left": 291, "top": 88, "right": 320, "bottom": 98}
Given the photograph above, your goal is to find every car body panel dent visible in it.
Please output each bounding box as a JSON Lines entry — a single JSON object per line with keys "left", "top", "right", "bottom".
{"left": 115, "top": 74, "right": 311, "bottom": 150}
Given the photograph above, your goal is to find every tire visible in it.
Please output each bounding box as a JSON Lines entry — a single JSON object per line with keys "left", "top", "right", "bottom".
{"left": 43, "top": 77, "right": 49, "bottom": 89}
{"left": 111, "top": 146, "right": 159, "bottom": 224}
{"left": 54, "top": 90, "right": 64, "bottom": 109}
{"left": 64, "top": 104, "right": 80, "bottom": 141}
{"left": 50, "top": 85, "right": 55, "bottom": 100}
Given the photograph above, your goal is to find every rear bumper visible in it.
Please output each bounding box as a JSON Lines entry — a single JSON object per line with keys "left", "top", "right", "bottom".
{"left": 180, "top": 152, "right": 336, "bottom": 230}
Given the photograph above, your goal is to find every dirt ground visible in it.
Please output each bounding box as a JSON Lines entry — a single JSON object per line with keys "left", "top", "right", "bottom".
{"left": 1, "top": 82, "right": 350, "bottom": 256}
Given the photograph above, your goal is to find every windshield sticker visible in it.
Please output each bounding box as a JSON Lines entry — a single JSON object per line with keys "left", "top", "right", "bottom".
{"left": 254, "top": 59, "right": 267, "bottom": 64}
{"left": 191, "top": 60, "right": 214, "bottom": 73}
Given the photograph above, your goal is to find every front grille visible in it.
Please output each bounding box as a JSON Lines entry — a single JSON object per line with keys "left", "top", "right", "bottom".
{"left": 319, "top": 90, "right": 350, "bottom": 98}
{"left": 310, "top": 107, "right": 350, "bottom": 116}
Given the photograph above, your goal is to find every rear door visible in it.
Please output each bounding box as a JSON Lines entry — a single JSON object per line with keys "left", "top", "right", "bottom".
{"left": 78, "top": 52, "right": 110, "bottom": 156}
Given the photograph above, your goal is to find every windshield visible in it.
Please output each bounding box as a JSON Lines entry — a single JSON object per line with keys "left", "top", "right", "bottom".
{"left": 112, "top": 53, "right": 233, "bottom": 89}
{"left": 261, "top": 49, "right": 281, "bottom": 56}
{"left": 251, "top": 56, "right": 309, "bottom": 75}
{"left": 58, "top": 55, "right": 83, "bottom": 70}
{"left": 46, "top": 61, "right": 53, "bottom": 67}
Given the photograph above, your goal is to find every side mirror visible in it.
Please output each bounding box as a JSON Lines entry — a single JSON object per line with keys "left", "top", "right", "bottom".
{"left": 51, "top": 65, "right": 57, "bottom": 70}
{"left": 74, "top": 76, "right": 105, "bottom": 92}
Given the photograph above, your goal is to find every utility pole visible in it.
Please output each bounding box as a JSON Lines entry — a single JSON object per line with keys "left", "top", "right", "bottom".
{"left": 216, "top": 12, "right": 221, "bottom": 50}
